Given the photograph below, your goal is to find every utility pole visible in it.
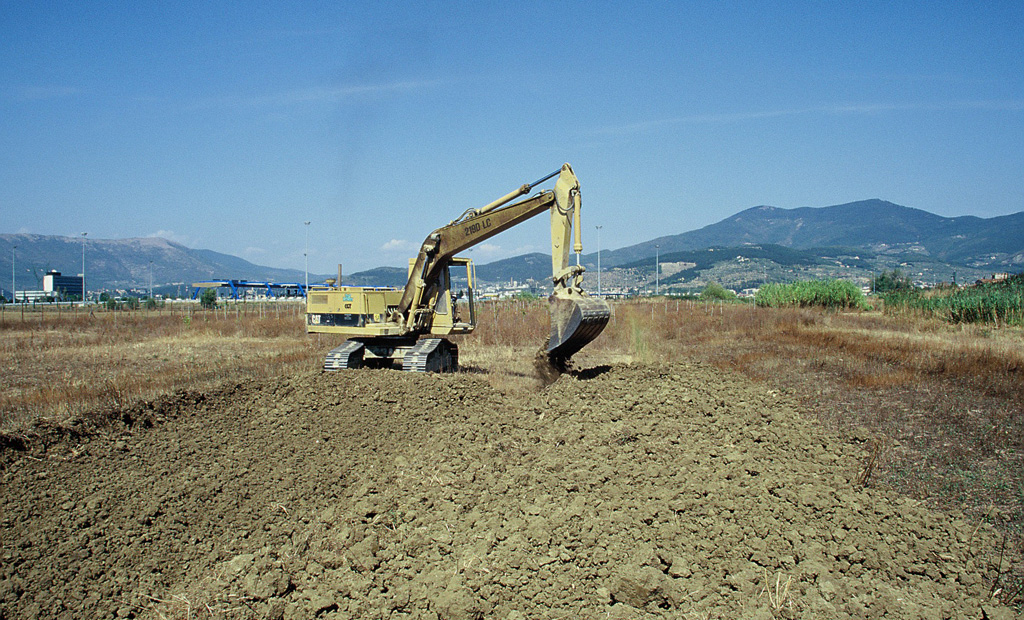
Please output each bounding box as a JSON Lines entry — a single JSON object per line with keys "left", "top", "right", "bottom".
{"left": 81, "top": 232, "right": 87, "bottom": 303}
{"left": 655, "top": 244, "right": 660, "bottom": 296}
{"left": 595, "top": 225, "right": 602, "bottom": 296}
{"left": 149, "top": 260, "right": 153, "bottom": 299}
{"left": 11, "top": 245, "right": 15, "bottom": 303}
{"left": 304, "top": 221, "right": 311, "bottom": 296}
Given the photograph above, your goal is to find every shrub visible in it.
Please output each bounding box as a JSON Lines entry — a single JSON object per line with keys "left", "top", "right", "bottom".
{"left": 513, "top": 291, "right": 541, "bottom": 301}
{"left": 872, "top": 269, "right": 914, "bottom": 293}
{"left": 200, "top": 288, "right": 218, "bottom": 310}
{"left": 700, "top": 282, "right": 737, "bottom": 301}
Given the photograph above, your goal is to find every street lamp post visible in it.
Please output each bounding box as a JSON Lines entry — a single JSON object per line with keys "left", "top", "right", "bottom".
{"left": 81, "top": 232, "right": 87, "bottom": 303}
{"left": 304, "top": 221, "right": 311, "bottom": 296}
{"left": 149, "top": 260, "right": 153, "bottom": 299}
{"left": 595, "top": 225, "right": 602, "bottom": 297}
{"left": 655, "top": 244, "right": 660, "bottom": 295}
{"left": 11, "top": 245, "right": 15, "bottom": 304}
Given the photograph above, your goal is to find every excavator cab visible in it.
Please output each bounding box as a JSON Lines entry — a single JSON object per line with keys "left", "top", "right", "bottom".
{"left": 421, "top": 256, "right": 476, "bottom": 336}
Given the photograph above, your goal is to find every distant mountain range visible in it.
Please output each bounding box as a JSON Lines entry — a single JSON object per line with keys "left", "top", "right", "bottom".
{"left": 464, "top": 199, "right": 1023, "bottom": 291}
{"left": 0, "top": 235, "right": 325, "bottom": 297}
{"left": 593, "top": 199, "right": 1024, "bottom": 268}
{"left": 2, "top": 200, "right": 1022, "bottom": 296}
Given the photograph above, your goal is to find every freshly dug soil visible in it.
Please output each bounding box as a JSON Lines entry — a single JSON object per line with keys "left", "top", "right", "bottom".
{"left": 1, "top": 362, "right": 1018, "bottom": 619}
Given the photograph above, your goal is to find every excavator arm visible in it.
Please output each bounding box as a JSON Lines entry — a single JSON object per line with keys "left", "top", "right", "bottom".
{"left": 395, "top": 163, "right": 609, "bottom": 364}
{"left": 309, "top": 163, "right": 608, "bottom": 375}
{"left": 395, "top": 178, "right": 559, "bottom": 325}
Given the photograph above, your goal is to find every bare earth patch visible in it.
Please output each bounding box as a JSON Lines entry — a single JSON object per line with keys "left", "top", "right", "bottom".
{"left": 1, "top": 299, "right": 1022, "bottom": 616}
{"left": 2, "top": 364, "right": 1019, "bottom": 618}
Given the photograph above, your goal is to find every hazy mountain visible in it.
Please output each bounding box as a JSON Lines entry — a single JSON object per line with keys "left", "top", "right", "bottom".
{"left": 4, "top": 200, "right": 1021, "bottom": 296}
{"left": 475, "top": 253, "right": 553, "bottom": 284}
{"left": 0, "top": 234, "right": 330, "bottom": 293}
{"left": 460, "top": 200, "right": 1022, "bottom": 291}
{"left": 342, "top": 267, "right": 408, "bottom": 288}
{"left": 595, "top": 200, "right": 1024, "bottom": 268}
{"left": 617, "top": 244, "right": 828, "bottom": 273}
{"left": 342, "top": 254, "right": 556, "bottom": 289}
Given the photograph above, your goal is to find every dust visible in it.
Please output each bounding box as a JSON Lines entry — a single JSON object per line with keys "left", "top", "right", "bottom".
{"left": 1, "top": 364, "right": 1019, "bottom": 619}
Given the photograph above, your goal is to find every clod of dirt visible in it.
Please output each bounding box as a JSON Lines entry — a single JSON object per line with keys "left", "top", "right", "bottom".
{"left": 1, "top": 363, "right": 1019, "bottom": 619}
{"left": 533, "top": 349, "right": 562, "bottom": 386}
{"left": 435, "top": 575, "right": 490, "bottom": 620}
{"left": 533, "top": 344, "right": 576, "bottom": 387}
{"left": 610, "top": 566, "right": 679, "bottom": 609}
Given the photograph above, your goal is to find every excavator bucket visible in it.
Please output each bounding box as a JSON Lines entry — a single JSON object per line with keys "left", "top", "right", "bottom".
{"left": 546, "top": 292, "right": 611, "bottom": 363}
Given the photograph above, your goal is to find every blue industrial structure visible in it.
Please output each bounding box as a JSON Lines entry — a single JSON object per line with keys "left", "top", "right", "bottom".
{"left": 191, "top": 280, "right": 308, "bottom": 300}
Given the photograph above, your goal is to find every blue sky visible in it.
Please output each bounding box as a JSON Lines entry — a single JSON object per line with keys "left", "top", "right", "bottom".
{"left": 2, "top": 1, "right": 1022, "bottom": 273}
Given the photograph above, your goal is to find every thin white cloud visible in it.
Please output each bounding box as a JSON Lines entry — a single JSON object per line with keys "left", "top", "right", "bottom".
{"left": 381, "top": 239, "right": 418, "bottom": 252}
{"left": 595, "top": 100, "right": 1024, "bottom": 136}
{"left": 472, "top": 243, "right": 503, "bottom": 258}
{"left": 510, "top": 244, "right": 542, "bottom": 255}
{"left": 830, "top": 101, "right": 1024, "bottom": 114}
{"left": 16, "top": 85, "right": 82, "bottom": 101}
{"left": 147, "top": 230, "right": 193, "bottom": 245}
{"left": 191, "top": 79, "right": 445, "bottom": 110}
{"left": 837, "top": 72, "right": 990, "bottom": 85}
{"left": 257, "top": 80, "right": 444, "bottom": 105}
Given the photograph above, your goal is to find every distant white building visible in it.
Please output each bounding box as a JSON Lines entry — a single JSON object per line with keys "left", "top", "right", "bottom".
{"left": 10, "top": 290, "right": 49, "bottom": 302}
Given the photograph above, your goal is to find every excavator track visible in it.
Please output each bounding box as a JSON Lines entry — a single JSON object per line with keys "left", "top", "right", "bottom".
{"left": 402, "top": 338, "right": 458, "bottom": 373}
{"left": 324, "top": 340, "right": 365, "bottom": 371}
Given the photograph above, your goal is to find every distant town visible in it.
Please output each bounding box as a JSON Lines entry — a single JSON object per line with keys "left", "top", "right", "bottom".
{"left": 5, "top": 266, "right": 1012, "bottom": 308}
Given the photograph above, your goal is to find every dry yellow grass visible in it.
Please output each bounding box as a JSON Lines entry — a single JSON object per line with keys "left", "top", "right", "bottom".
{"left": 0, "top": 302, "right": 323, "bottom": 434}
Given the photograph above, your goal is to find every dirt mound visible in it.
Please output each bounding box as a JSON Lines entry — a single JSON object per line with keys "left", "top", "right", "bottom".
{"left": 1, "top": 363, "right": 1018, "bottom": 619}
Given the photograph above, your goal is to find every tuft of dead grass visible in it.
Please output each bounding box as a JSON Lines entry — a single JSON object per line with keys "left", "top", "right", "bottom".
{"left": 759, "top": 568, "right": 795, "bottom": 616}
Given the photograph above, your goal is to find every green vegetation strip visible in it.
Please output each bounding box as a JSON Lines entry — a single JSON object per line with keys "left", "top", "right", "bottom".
{"left": 883, "top": 273, "right": 1024, "bottom": 325}
{"left": 755, "top": 279, "right": 869, "bottom": 310}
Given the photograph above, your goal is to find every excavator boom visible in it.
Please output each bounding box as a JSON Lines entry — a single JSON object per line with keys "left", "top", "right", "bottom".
{"left": 307, "top": 163, "right": 609, "bottom": 375}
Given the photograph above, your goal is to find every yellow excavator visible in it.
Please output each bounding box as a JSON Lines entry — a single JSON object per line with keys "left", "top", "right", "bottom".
{"left": 305, "top": 163, "right": 610, "bottom": 373}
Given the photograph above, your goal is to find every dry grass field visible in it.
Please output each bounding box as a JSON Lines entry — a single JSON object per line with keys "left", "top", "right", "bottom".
{"left": 0, "top": 302, "right": 327, "bottom": 437}
{"left": 2, "top": 297, "right": 1023, "bottom": 605}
